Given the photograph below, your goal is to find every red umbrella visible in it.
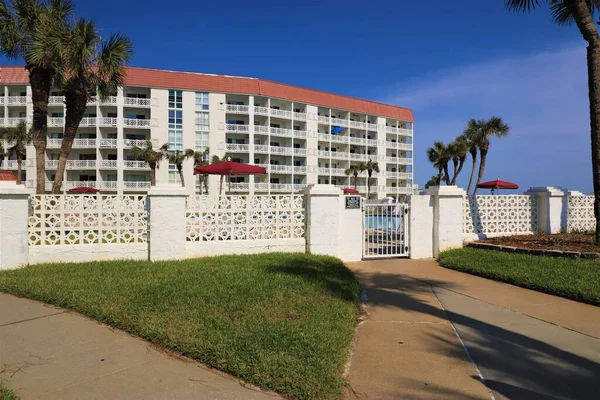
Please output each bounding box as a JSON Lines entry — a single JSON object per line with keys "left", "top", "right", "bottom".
{"left": 343, "top": 188, "right": 359, "bottom": 194}
{"left": 193, "top": 161, "right": 267, "bottom": 194}
{"left": 477, "top": 179, "right": 518, "bottom": 194}
{"left": 68, "top": 186, "right": 100, "bottom": 194}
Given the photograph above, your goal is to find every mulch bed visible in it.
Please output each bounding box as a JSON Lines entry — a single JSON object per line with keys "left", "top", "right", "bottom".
{"left": 478, "top": 233, "right": 600, "bottom": 253}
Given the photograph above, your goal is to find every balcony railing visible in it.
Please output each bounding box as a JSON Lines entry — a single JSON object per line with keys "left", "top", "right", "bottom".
{"left": 293, "top": 111, "right": 307, "bottom": 121}
{"left": 0, "top": 97, "right": 4, "bottom": 105}
{"left": 367, "top": 123, "right": 378, "bottom": 132}
{"left": 385, "top": 171, "right": 412, "bottom": 179}
{"left": 349, "top": 136, "right": 366, "bottom": 145}
{"left": 366, "top": 139, "right": 378, "bottom": 147}
{"left": 349, "top": 120, "right": 366, "bottom": 129}
{"left": 254, "top": 125, "right": 269, "bottom": 134}
{"left": 98, "top": 160, "right": 118, "bottom": 169}
{"left": 318, "top": 115, "right": 330, "bottom": 124}
{"left": 385, "top": 186, "right": 413, "bottom": 195}
{"left": 7, "top": 96, "right": 27, "bottom": 105}
{"left": 270, "top": 127, "right": 293, "bottom": 138}
{"left": 100, "top": 117, "right": 118, "bottom": 127}
{"left": 386, "top": 141, "right": 412, "bottom": 151}
{"left": 318, "top": 133, "right": 330, "bottom": 141}
{"left": 293, "top": 148, "right": 306, "bottom": 156}
{"left": 48, "top": 117, "right": 64, "bottom": 127}
{"left": 331, "top": 151, "right": 348, "bottom": 160}
{"left": 123, "top": 139, "right": 151, "bottom": 148}
{"left": 2, "top": 160, "right": 19, "bottom": 169}
{"left": 293, "top": 166, "right": 306, "bottom": 174}
{"left": 46, "top": 138, "right": 97, "bottom": 148}
{"left": 5, "top": 117, "right": 28, "bottom": 127}
{"left": 124, "top": 97, "right": 151, "bottom": 107}
{"left": 386, "top": 126, "right": 413, "bottom": 136}
{"left": 45, "top": 160, "right": 98, "bottom": 169}
{"left": 386, "top": 156, "right": 412, "bottom": 164}
{"left": 270, "top": 108, "right": 292, "bottom": 119}
{"left": 226, "top": 124, "right": 250, "bottom": 133}
{"left": 332, "top": 168, "right": 347, "bottom": 176}
{"left": 318, "top": 167, "right": 331, "bottom": 175}
{"left": 226, "top": 104, "right": 249, "bottom": 114}
{"left": 99, "top": 138, "right": 118, "bottom": 148}
{"left": 225, "top": 143, "right": 249, "bottom": 152}
{"left": 318, "top": 150, "right": 331, "bottom": 158}
{"left": 331, "top": 117, "right": 348, "bottom": 127}
{"left": 350, "top": 153, "right": 368, "bottom": 161}
{"left": 123, "top": 181, "right": 151, "bottom": 190}
{"left": 123, "top": 160, "right": 149, "bottom": 169}
{"left": 79, "top": 117, "right": 96, "bottom": 127}
{"left": 269, "top": 164, "right": 293, "bottom": 173}
{"left": 270, "top": 146, "right": 292, "bottom": 155}
{"left": 49, "top": 96, "right": 64, "bottom": 105}
{"left": 330, "top": 135, "right": 347, "bottom": 144}
{"left": 254, "top": 145, "right": 269, "bottom": 153}
{"left": 99, "top": 96, "right": 117, "bottom": 105}
{"left": 294, "top": 130, "right": 307, "bottom": 138}
{"left": 254, "top": 183, "right": 306, "bottom": 193}
{"left": 228, "top": 182, "right": 250, "bottom": 191}
{"left": 123, "top": 118, "right": 150, "bottom": 128}
{"left": 100, "top": 181, "right": 118, "bottom": 190}
{"left": 254, "top": 106, "right": 269, "bottom": 115}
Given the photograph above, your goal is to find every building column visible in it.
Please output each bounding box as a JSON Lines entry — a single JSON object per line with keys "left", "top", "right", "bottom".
{"left": 525, "top": 186, "right": 570, "bottom": 234}
{"left": 0, "top": 173, "right": 31, "bottom": 269}
{"left": 147, "top": 185, "right": 188, "bottom": 261}
{"left": 425, "top": 186, "right": 466, "bottom": 257}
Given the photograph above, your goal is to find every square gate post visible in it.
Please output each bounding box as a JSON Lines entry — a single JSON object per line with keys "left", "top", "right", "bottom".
{"left": 0, "top": 172, "right": 31, "bottom": 270}
{"left": 407, "top": 194, "right": 434, "bottom": 259}
{"left": 147, "top": 185, "right": 188, "bottom": 261}
{"left": 426, "top": 186, "right": 466, "bottom": 257}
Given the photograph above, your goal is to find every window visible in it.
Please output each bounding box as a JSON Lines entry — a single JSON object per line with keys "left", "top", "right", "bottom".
{"left": 169, "top": 90, "right": 182, "bottom": 109}
{"left": 293, "top": 143, "right": 301, "bottom": 149}
{"left": 195, "top": 92, "right": 209, "bottom": 110}
{"left": 169, "top": 129, "right": 183, "bottom": 150}
{"left": 270, "top": 178, "right": 280, "bottom": 184}
{"left": 195, "top": 131, "right": 209, "bottom": 151}
{"left": 294, "top": 178, "right": 301, "bottom": 184}
{"left": 231, "top": 158, "right": 244, "bottom": 163}
{"left": 108, "top": 112, "right": 117, "bottom": 118}
{"left": 107, "top": 154, "right": 117, "bottom": 160}
{"left": 254, "top": 158, "right": 260, "bottom": 164}
{"left": 169, "top": 110, "right": 183, "bottom": 128}
{"left": 79, "top": 154, "right": 96, "bottom": 160}
{"left": 254, "top": 139, "right": 261, "bottom": 145}
{"left": 169, "top": 164, "right": 181, "bottom": 184}
{"left": 79, "top": 175, "right": 96, "bottom": 181}
{"left": 294, "top": 160, "right": 302, "bottom": 167}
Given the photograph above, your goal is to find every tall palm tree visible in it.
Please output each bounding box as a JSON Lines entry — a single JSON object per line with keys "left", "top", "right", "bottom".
{"left": 0, "top": 0, "right": 73, "bottom": 193}
{"left": 447, "top": 135, "right": 469, "bottom": 185}
{"left": 463, "top": 120, "right": 483, "bottom": 195}
{"left": 0, "top": 120, "right": 31, "bottom": 184}
{"left": 131, "top": 141, "right": 168, "bottom": 187}
{"left": 211, "top": 153, "right": 230, "bottom": 195}
{"left": 345, "top": 163, "right": 366, "bottom": 190}
{"left": 469, "top": 117, "right": 510, "bottom": 195}
{"left": 51, "top": 20, "right": 132, "bottom": 193}
{"left": 190, "top": 147, "right": 210, "bottom": 194}
{"left": 426, "top": 141, "right": 451, "bottom": 185}
{"left": 365, "top": 159, "right": 380, "bottom": 198}
{"left": 166, "top": 149, "right": 194, "bottom": 187}
{"left": 505, "top": 1, "right": 600, "bottom": 242}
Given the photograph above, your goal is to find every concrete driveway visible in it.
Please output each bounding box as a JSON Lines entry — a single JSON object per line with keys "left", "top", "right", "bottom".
{"left": 345, "top": 259, "right": 600, "bottom": 400}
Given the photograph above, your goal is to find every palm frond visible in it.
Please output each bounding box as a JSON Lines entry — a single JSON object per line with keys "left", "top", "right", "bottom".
{"left": 505, "top": 0, "right": 543, "bottom": 13}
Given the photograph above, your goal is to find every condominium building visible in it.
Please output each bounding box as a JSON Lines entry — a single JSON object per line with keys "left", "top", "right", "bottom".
{"left": 0, "top": 66, "right": 414, "bottom": 198}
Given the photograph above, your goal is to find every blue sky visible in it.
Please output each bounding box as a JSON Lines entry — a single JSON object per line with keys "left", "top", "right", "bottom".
{"left": 1, "top": 0, "right": 590, "bottom": 192}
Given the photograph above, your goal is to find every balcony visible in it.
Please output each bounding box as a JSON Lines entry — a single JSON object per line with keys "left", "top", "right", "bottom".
{"left": 254, "top": 183, "right": 305, "bottom": 193}
{"left": 87, "top": 97, "right": 98, "bottom": 105}
{"left": 49, "top": 96, "right": 65, "bottom": 105}
{"left": 269, "top": 108, "right": 292, "bottom": 119}
{"left": 367, "top": 123, "right": 378, "bottom": 131}
{"left": 385, "top": 171, "right": 412, "bottom": 179}
{"left": 293, "top": 111, "right": 307, "bottom": 121}
{"left": 7, "top": 96, "right": 27, "bottom": 105}
{"left": 47, "top": 138, "right": 97, "bottom": 148}
{"left": 332, "top": 168, "right": 347, "bottom": 176}
{"left": 254, "top": 145, "right": 269, "bottom": 154}
{"left": 100, "top": 117, "right": 118, "bottom": 127}
{"left": 349, "top": 120, "right": 366, "bottom": 129}
{"left": 349, "top": 136, "right": 366, "bottom": 145}
{"left": 386, "top": 126, "right": 413, "bottom": 136}
{"left": 226, "top": 124, "right": 250, "bottom": 133}
{"left": 98, "top": 160, "right": 118, "bottom": 169}
{"left": 123, "top": 160, "right": 149, "bottom": 170}
{"left": 269, "top": 164, "right": 293, "bottom": 173}
{"left": 293, "top": 148, "right": 306, "bottom": 156}
{"left": 0, "top": 97, "right": 4, "bottom": 105}
{"left": 330, "top": 135, "right": 348, "bottom": 144}
{"left": 48, "top": 117, "right": 64, "bottom": 127}
{"left": 350, "top": 153, "right": 368, "bottom": 161}
{"left": 123, "top": 118, "right": 150, "bottom": 128}
{"left": 270, "top": 146, "right": 292, "bottom": 155}
{"left": 6, "top": 117, "right": 28, "bottom": 127}
{"left": 317, "top": 115, "right": 330, "bottom": 124}
{"left": 293, "top": 166, "right": 306, "bottom": 174}
{"left": 318, "top": 167, "right": 331, "bottom": 175}
{"left": 386, "top": 156, "right": 412, "bottom": 164}
{"left": 331, "top": 117, "right": 348, "bottom": 127}
{"left": 318, "top": 150, "right": 331, "bottom": 158}
{"left": 254, "top": 106, "right": 269, "bottom": 116}
{"left": 124, "top": 97, "right": 151, "bottom": 107}
{"left": 99, "top": 138, "right": 118, "bottom": 148}
{"left": 2, "top": 160, "right": 19, "bottom": 169}
{"left": 45, "top": 160, "right": 98, "bottom": 170}
{"left": 99, "top": 96, "right": 117, "bottom": 106}
{"left": 100, "top": 181, "right": 118, "bottom": 190}
{"left": 366, "top": 139, "right": 378, "bottom": 147}
{"left": 331, "top": 152, "right": 348, "bottom": 160}
{"left": 385, "top": 141, "right": 412, "bottom": 151}
{"left": 294, "top": 130, "right": 307, "bottom": 138}
{"left": 124, "top": 181, "right": 151, "bottom": 190}
{"left": 79, "top": 117, "right": 96, "bottom": 127}
{"left": 386, "top": 186, "right": 414, "bottom": 195}
{"left": 123, "top": 139, "right": 151, "bottom": 148}
{"left": 226, "top": 104, "right": 249, "bottom": 114}
{"left": 254, "top": 125, "right": 268, "bottom": 134}
{"left": 225, "top": 143, "right": 249, "bottom": 152}
{"left": 270, "top": 127, "right": 293, "bottom": 138}
{"left": 318, "top": 133, "right": 330, "bottom": 142}
{"left": 228, "top": 182, "right": 250, "bottom": 191}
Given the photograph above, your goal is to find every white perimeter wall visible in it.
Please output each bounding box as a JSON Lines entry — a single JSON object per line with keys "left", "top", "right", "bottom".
{"left": 186, "top": 239, "right": 305, "bottom": 258}
{"left": 29, "top": 244, "right": 147, "bottom": 264}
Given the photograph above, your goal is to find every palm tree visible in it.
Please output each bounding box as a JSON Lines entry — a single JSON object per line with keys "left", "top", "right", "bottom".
{"left": 166, "top": 149, "right": 194, "bottom": 187}
{"left": 365, "top": 159, "right": 380, "bottom": 198}
{"left": 190, "top": 147, "right": 210, "bottom": 194}
{"left": 131, "top": 141, "right": 168, "bottom": 187}
{"left": 0, "top": 139, "right": 5, "bottom": 168}
{"left": 211, "top": 153, "right": 230, "bottom": 195}
{"left": 463, "top": 121, "right": 483, "bottom": 195}
{"left": 505, "top": 1, "right": 600, "bottom": 242}
{"left": 0, "top": 120, "right": 31, "bottom": 184}
{"left": 426, "top": 141, "right": 451, "bottom": 185}
{"left": 345, "top": 163, "right": 366, "bottom": 190}
{"left": 469, "top": 117, "right": 510, "bottom": 195}
{"left": 425, "top": 175, "right": 441, "bottom": 189}
{"left": 447, "top": 135, "right": 469, "bottom": 185}
{"left": 51, "top": 20, "right": 132, "bottom": 193}
{"left": 0, "top": 0, "right": 73, "bottom": 193}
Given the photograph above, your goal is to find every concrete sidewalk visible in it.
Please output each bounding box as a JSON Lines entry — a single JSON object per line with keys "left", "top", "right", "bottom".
{"left": 0, "top": 293, "right": 279, "bottom": 400}
{"left": 345, "top": 259, "right": 600, "bottom": 400}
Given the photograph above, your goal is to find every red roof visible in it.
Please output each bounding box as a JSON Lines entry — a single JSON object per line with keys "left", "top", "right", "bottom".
{"left": 193, "top": 161, "right": 267, "bottom": 176}
{"left": 0, "top": 66, "right": 414, "bottom": 122}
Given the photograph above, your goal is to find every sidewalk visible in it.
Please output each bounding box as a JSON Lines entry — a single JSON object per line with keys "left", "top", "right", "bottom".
{"left": 0, "top": 293, "right": 279, "bottom": 400}
{"left": 345, "top": 259, "right": 600, "bottom": 400}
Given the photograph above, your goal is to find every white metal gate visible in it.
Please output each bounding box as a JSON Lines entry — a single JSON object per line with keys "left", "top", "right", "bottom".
{"left": 363, "top": 202, "right": 409, "bottom": 259}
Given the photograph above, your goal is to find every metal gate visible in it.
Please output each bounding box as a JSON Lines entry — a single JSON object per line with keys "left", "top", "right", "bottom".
{"left": 363, "top": 202, "right": 409, "bottom": 259}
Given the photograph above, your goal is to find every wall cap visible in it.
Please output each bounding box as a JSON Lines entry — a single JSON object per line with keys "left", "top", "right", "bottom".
{"left": 304, "top": 184, "right": 343, "bottom": 196}
{"left": 147, "top": 185, "right": 189, "bottom": 197}
{"left": 424, "top": 185, "right": 466, "bottom": 197}
{"left": 0, "top": 180, "right": 32, "bottom": 195}
{"left": 525, "top": 186, "right": 566, "bottom": 197}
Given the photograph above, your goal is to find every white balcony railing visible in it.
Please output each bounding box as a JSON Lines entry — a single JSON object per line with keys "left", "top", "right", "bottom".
{"left": 367, "top": 139, "right": 378, "bottom": 147}
{"left": 330, "top": 135, "right": 348, "bottom": 144}
{"left": 2, "top": 160, "right": 18, "bottom": 169}
{"left": 254, "top": 106, "right": 269, "bottom": 115}
{"left": 386, "top": 186, "right": 414, "bottom": 195}
{"left": 225, "top": 143, "right": 249, "bottom": 152}
{"left": 46, "top": 138, "right": 97, "bottom": 148}
{"left": 226, "top": 104, "right": 249, "bottom": 114}
{"left": 318, "top": 133, "right": 330, "bottom": 141}
{"left": 100, "top": 117, "right": 118, "bottom": 127}
{"left": 49, "top": 96, "right": 65, "bottom": 105}
{"left": 99, "top": 96, "right": 117, "bottom": 105}
{"left": 98, "top": 160, "right": 118, "bottom": 169}
{"left": 100, "top": 181, "right": 118, "bottom": 190}
{"left": 318, "top": 167, "right": 331, "bottom": 175}
{"left": 367, "top": 123, "right": 378, "bottom": 132}
{"left": 385, "top": 171, "right": 412, "bottom": 179}
{"left": 254, "top": 145, "right": 269, "bottom": 153}
{"left": 331, "top": 117, "right": 348, "bottom": 127}
{"left": 386, "top": 157, "right": 412, "bottom": 164}
{"left": 48, "top": 117, "right": 64, "bottom": 127}
{"left": 332, "top": 168, "right": 347, "bottom": 176}
{"left": 123, "top": 160, "right": 149, "bottom": 169}
{"left": 45, "top": 160, "right": 98, "bottom": 169}
{"left": 269, "top": 164, "right": 292, "bottom": 173}
{"left": 294, "top": 130, "right": 307, "bottom": 138}
{"left": 7, "top": 96, "right": 27, "bottom": 105}
{"left": 228, "top": 182, "right": 250, "bottom": 191}
{"left": 124, "top": 97, "right": 151, "bottom": 107}
{"left": 99, "top": 138, "right": 118, "bottom": 148}
{"left": 270, "top": 108, "right": 292, "bottom": 119}
{"left": 331, "top": 152, "right": 348, "bottom": 160}
{"left": 254, "top": 125, "right": 269, "bottom": 134}
{"left": 270, "top": 127, "right": 293, "bottom": 138}
{"left": 123, "top": 139, "right": 150, "bottom": 148}
{"left": 123, "top": 181, "right": 151, "bottom": 190}
{"left": 386, "top": 126, "right": 413, "bottom": 136}
{"left": 79, "top": 117, "right": 96, "bottom": 127}
{"left": 0, "top": 97, "right": 4, "bottom": 105}
{"left": 87, "top": 97, "right": 98, "bottom": 105}
{"left": 293, "top": 148, "right": 306, "bottom": 156}
{"left": 318, "top": 115, "right": 330, "bottom": 124}
{"left": 349, "top": 136, "right": 366, "bottom": 145}
{"left": 318, "top": 150, "right": 331, "bottom": 158}
{"left": 293, "top": 112, "right": 307, "bottom": 121}
{"left": 350, "top": 153, "right": 368, "bottom": 161}
{"left": 349, "top": 120, "right": 366, "bottom": 129}
{"left": 293, "top": 166, "right": 306, "bottom": 174}
{"left": 270, "top": 146, "right": 292, "bottom": 155}
{"left": 123, "top": 118, "right": 150, "bottom": 128}
{"left": 226, "top": 124, "right": 250, "bottom": 133}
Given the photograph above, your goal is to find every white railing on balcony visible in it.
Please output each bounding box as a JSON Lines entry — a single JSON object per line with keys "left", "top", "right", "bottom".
{"left": 318, "top": 167, "right": 331, "bottom": 175}
{"left": 0, "top": 97, "right": 4, "bottom": 105}
{"left": 123, "top": 139, "right": 150, "bottom": 148}
{"left": 385, "top": 171, "right": 412, "bottom": 179}
{"left": 7, "top": 96, "right": 27, "bottom": 105}
{"left": 100, "top": 181, "right": 118, "bottom": 190}
{"left": 293, "top": 112, "right": 307, "bottom": 121}
{"left": 123, "top": 181, "right": 151, "bottom": 190}
{"left": 254, "top": 125, "right": 269, "bottom": 134}
{"left": 45, "top": 160, "right": 58, "bottom": 169}
{"left": 270, "top": 127, "right": 293, "bottom": 138}
{"left": 293, "top": 148, "right": 306, "bottom": 156}
{"left": 124, "top": 160, "right": 149, "bottom": 169}
{"left": 69, "top": 160, "right": 97, "bottom": 169}
{"left": 48, "top": 96, "right": 64, "bottom": 105}
{"left": 226, "top": 124, "right": 250, "bottom": 133}
{"left": 225, "top": 143, "right": 249, "bottom": 152}
{"left": 124, "top": 97, "right": 151, "bottom": 107}
{"left": 254, "top": 145, "right": 269, "bottom": 153}
{"left": 330, "top": 135, "right": 348, "bottom": 144}
{"left": 269, "top": 164, "right": 293, "bottom": 173}
{"left": 48, "top": 117, "right": 64, "bottom": 127}
{"left": 367, "top": 139, "right": 378, "bottom": 147}
{"left": 228, "top": 182, "right": 250, "bottom": 191}
{"left": 99, "top": 96, "right": 117, "bottom": 105}
{"left": 332, "top": 168, "right": 347, "bottom": 176}
{"left": 294, "top": 130, "right": 307, "bottom": 138}
{"left": 318, "top": 133, "right": 330, "bottom": 141}
{"left": 367, "top": 123, "right": 378, "bottom": 131}
{"left": 254, "top": 106, "right": 269, "bottom": 115}
{"left": 270, "top": 146, "right": 292, "bottom": 155}
{"left": 270, "top": 108, "right": 292, "bottom": 119}
{"left": 79, "top": 117, "right": 96, "bottom": 127}
{"left": 386, "top": 126, "right": 398, "bottom": 134}
{"left": 99, "top": 138, "right": 118, "bottom": 148}
{"left": 397, "top": 143, "right": 412, "bottom": 151}
{"left": 350, "top": 136, "right": 366, "bottom": 145}
{"left": 46, "top": 138, "right": 97, "bottom": 148}
{"left": 100, "top": 117, "right": 118, "bottom": 127}
{"left": 87, "top": 97, "right": 98, "bottom": 105}
{"left": 331, "top": 117, "right": 348, "bottom": 127}
{"left": 293, "top": 166, "right": 306, "bottom": 174}
{"left": 318, "top": 150, "right": 331, "bottom": 158}
{"left": 123, "top": 118, "right": 150, "bottom": 128}
{"left": 386, "top": 157, "right": 412, "bottom": 164}
{"left": 350, "top": 120, "right": 366, "bottom": 129}
{"left": 98, "top": 160, "right": 118, "bottom": 169}
{"left": 318, "top": 115, "right": 330, "bottom": 124}
{"left": 5, "top": 117, "right": 29, "bottom": 127}
{"left": 385, "top": 186, "right": 414, "bottom": 195}
{"left": 331, "top": 152, "right": 348, "bottom": 160}
{"left": 399, "top": 128, "right": 412, "bottom": 136}
{"left": 226, "top": 104, "right": 249, "bottom": 113}
{"left": 350, "top": 153, "right": 368, "bottom": 161}
{"left": 2, "top": 160, "right": 18, "bottom": 169}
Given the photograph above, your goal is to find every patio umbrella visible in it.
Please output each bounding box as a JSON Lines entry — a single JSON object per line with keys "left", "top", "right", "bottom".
{"left": 68, "top": 186, "right": 100, "bottom": 194}
{"left": 343, "top": 188, "right": 359, "bottom": 195}
{"left": 477, "top": 179, "right": 518, "bottom": 195}
{"left": 193, "top": 161, "right": 267, "bottom": 194}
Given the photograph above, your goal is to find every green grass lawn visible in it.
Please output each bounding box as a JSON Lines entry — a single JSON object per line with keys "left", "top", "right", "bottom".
{"left": 439, "top": 248, "right": 600, "bottom": 306}
{"left": 0, "top": 382, "right": 15, "bottom": 400}
{"left": 0, "top": 253, "right": 361, "bottom": 400}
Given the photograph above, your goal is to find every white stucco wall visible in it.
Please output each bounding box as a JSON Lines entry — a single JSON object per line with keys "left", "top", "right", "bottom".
{"left": 305, "top": 184, "right": 342, "bottom": 258}
{"left": 0, "top": 183, "right": 31, "bottom": 269}
{"left": 426, "top": 186, "right": 465, "bottom": 257}
{"left": 147, "top": 186, "right": 188, "bottom": 261}
{"left": 186, "top": 239, "right": 305, "bottom": 258}
{"left": 407, "top": 194, "right": 434, "bottom": 259}
{"left": 338, "top": 199, "right": 363, "bottom": 262}
{"left": 29, "top": 244, "right": 147, "bottom": 264}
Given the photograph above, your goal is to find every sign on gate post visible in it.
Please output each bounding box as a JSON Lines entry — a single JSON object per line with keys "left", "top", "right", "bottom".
{"left": 345, "top": 196, "right": 361, "bottom": 209}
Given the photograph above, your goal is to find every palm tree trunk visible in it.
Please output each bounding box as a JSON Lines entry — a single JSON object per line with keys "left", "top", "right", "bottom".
{"left": 204, "top": 175, "right": 209, "bottom": 194}
{"left": 16, "top": 155, "right": 22, "bottom": 185}
{"left": 466, "top": 151, "right": 477, "bottom": 195}
{"left": 473, "top": 148, "right": 488, "bottom": 195}
{"left": 354, "top": 173, "right": 358, "bottom": 190}
{"left": 219, "top": 175, "right": 224, "bottom": 195}
{"left": 450, "top": 158, "right": 459, "bottom": 184}
{"left": 437, "top": 168, "right": 443, "bottom": 185}
{"left": 28, "top": 67, "right": 53, "bottom": 194}
{"left": 443, "top": 163, "right": 451, "bottom": 185}
{"left": 150, "top": 166, "right": 156, "bottom": 186}
{"left": 367, "top": 171, "right": 372, "bottom": 198}
{"left": 452, "top": 158, "right": 466, "bottom": 185}
{"left": 178, "top": 166, "right": 185, "bottom": 187}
